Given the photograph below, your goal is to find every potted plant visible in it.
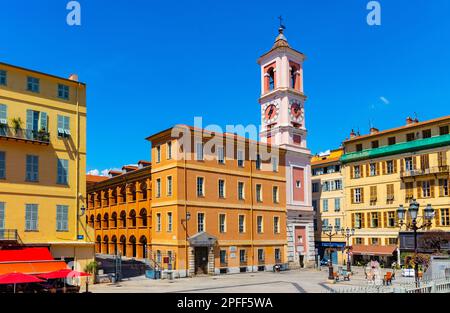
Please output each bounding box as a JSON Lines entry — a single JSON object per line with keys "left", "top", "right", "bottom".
{"left": 11, "top": 117, "right": 23, "bottom": 136}
{"left": 37, "top": 127, "right": 49, "bottom": 142}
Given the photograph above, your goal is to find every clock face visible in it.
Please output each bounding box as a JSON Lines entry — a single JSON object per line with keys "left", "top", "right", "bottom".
{"left": 289, "top": 100, "right": 304, "bottom": 123}
{"left": 263, "top": 101, "right": 280, "bottom": 125}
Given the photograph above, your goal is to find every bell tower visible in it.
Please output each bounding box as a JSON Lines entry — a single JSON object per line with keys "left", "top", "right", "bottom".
{"left": 258, "top": 24, "right": 307, "bottom": 151}
{"left": 258, "top": 22, "right": 315, "bottom": 268}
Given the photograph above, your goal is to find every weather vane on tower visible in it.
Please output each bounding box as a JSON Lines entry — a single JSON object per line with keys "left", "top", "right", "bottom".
{"left": 278, "top": 15, "right": 286, "bottom": 33}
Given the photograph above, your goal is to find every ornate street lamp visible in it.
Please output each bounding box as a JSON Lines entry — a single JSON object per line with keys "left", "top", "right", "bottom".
{"left": 341, "top": 227, "right": 355, "bottom": 273}
{"left": 322, "top": 225, "right": 340, "bottom": 281}
{"left": 397, "top": 199, "right": 435, "bottom": 287}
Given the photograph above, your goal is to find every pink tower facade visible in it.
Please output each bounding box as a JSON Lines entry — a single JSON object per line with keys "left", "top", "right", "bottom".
{"left": 258, "top": 27, "right": 315, "bottom": 267}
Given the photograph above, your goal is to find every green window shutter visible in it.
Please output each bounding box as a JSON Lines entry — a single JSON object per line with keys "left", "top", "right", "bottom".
{"left": 26, "top": 110, "right": 33, "bottom": 130}
{"left": 40, "top": 112, "right": 48, "bottom": 131}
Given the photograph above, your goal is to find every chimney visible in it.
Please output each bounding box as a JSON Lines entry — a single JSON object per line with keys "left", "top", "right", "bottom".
{"left": 370, "top": 127, "right": 379, "bottom": 135}
{"left": 406, "top": 117, "right": 414, "bottom": 125}
{"left": 68, "top": 74, "right": 79, "bottom": 82}
{"left": 350, "top": 129, "right": 357, "bottom": 138}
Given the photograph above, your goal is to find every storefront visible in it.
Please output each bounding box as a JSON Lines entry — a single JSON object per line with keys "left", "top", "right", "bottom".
{"left": 351, "top": 245, "right": 398, "bottom": 267}
{"left": 316, "top": 242, "right": 346, "bottom": 264}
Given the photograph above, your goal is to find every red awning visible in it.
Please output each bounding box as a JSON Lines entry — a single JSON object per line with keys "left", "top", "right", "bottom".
{"left": 0, "top": 248, "right": 68, "bottom": 275}
{"left": 351, "top": 245, "right": 397, "bottom": 256}
{"left": 0, "top": 273, "right": 45, "bottom": 285}
{"left": 37, "top": 269, "right": 90, "bottom": 280}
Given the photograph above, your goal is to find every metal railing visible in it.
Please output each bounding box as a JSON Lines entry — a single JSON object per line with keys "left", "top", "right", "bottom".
{"left": 401, "top": 166, "right": 450, "bottom": 178}
{"left": 0, "top": 229, "right": 19, "bottom": 241}
{"left": 0, "top": 126, "right": 50, "bottom": 144}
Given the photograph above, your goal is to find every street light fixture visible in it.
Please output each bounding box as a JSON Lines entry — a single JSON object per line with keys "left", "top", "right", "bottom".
{"left": 397, "top": 199, "right": 435, "bottom": 287}
{"left": 341, "top": 227, "right": 355, "bottom": 273}
{"left": 322, "top": 225, "right": 340, "bottom": 281}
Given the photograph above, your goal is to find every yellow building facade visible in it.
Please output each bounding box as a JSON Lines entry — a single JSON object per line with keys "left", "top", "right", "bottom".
{"left": 0, "top": 62, "right": 94, "bottom": 270}
{"left": 341, "top": 116, "right": 450, "bottom": 265}
{"left": 311, "top": 148, "right": 346, "bottom": 264}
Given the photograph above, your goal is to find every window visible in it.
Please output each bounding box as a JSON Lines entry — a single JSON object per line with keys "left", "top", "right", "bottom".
{"left": 356, "top": 144, "right": 363, "bottom": 152}
{"left": 354, "top": 165, "right": 361, "bottom": 178}
{"left": 406, "top": 133, "right": 415, "bottom": 142}
{"left": 238, "top": 182, "right": 245, "bottom": 200}
{"left": 322, "top": 199, "right": 328, "bottom": 212}
{"left": 238, "top": 215, "right": 245, "bottom": 233}
{"left": 386, "top": 184, "right": 395, "bottom": 202}
{"left": 271, "top": 157, "right": 278, "bottom": 172}
{"left": 257, "top": 249, "right": 265, "bottom": 262}
{"left": 0, "top": 152, "right": 5, "bottom": 179}
{"left": 275, "top": 248, "right": 281, "bottom": 262}
{"left": 26, "top": 110, "right": 47, "bottom": 134}
{"left": 388, "top": 137, "right": 396, "bottom": 145}
{"left": 369, "top": 163, "right": 377, "bottom": 176}
{"left": 156, "top": 250, "right": 162, "bottom": 263}
{"left": 439, "top": 179, "right": 449, "bottom": 197}
{"left": 219, "top": 214, "right": 226, "bottom": 233}
{"left": 405, "top": 182, "right": 414, "bottom": 200}
{"left": 167, "top": 212, "right": 173, "bottom": 232}
{"left": 322, "top": 219, "right": 329, "bottom": 227}
{"left": 196, "top": 142, "right": 204, "bottom": 161}
{"left": 156, "top": 179, "right": 161, "bottom": 198}
{"left": 237, "top": 150, "right": 244, "bottom": 167}
{"left": 335, "top": 218, "right": 341, "bottom": 230}
{"left": 239, "top": 250, "right": 246, "bottom": 263}
{"left": 167, "top": 176, "right": 173, "bottom": 196}
{"left": 256, "top": 184, "right": 262, "bottom": 202}
{"left": 354, "top": 213, "right": 363, "bottom": 229}
{"left": 257, "top": 216, "right": 263, "bottom": 233}
{"left": 27, "top": 76, "right": 40, "bottom": 93}
{"left": 0, "top": 70, "right": 6, "bottom": 86}
{"left": 0, "top": 202, "right": 5, "bottom": 229}
{"left": 422, "top": 129, "right": 432, "bottom": 139}
{"left": 388, "top": 238, "right": 398, "bottom": 245}
{"left": 371, "top": 140, "right": 379, "bottom": 149}
{"left": 197, "top": 177, "right": 204, "bottom": 197}
{"left": 405, "top": 157, "right": 414, "bottom": 171}
{"left": 57, "top": 159, "right": 68, "bottom": 185}
{"left": 0, "top": 104, "right": 7, "bottom": 127}
{"left": 371, "top": 212, "right": 379, "bottom": 228}
{"left": 371, "top": 238, "right": 380, "bottom": 245}
{"left": 272, "top": 186, "right": 279, "bottom": 203}
{"left": 220, "top": 250, "right": 227, "bottom": 265}
{"left": 355, "top": 238, "right": 363, "bottom": 245}
{"left": 334, "top": 198, "right": 341, "bottom": 212}
{"left": 217, "top": 146, "right": 224, "bottom": 164}
{"left": 197, "top": 213, "right": 205, "bottom": 232}
{"left": 218, "top": 179, "right": 225, "bottom": 198}
{"left": 56, "top": 205, "right": 69, "bottom": 231}
{"left": 422, "top": 180, "right": 431, "bottom": 198}
{"left": 388, "top": 212, "right": 396, "bottom": 227}
{"left": 256, "top": 154, "right": 261, "bottom": 170}
{"left": 156, "top": 213, "right": 161, "bottom": 232}
{"left": 273, "top": 216, "right": 280, "bottom": 234}
{"left": 440, "top": 125, "right": 449, "bottom": 136}
{"left": 440, "top": 209, "right": 449, "bottom": 226}
{"left": 25, "top": 204, "right": 38, "bottom": 231}
{"left": 167, "top": 142, "right": 172, "bottom": 160}
{"left": 353, "top": 188, "right": 362, "bottom": 203}
{"left": 268, "top": 68, "right": 275, "bottom": 91}
{"left": 312, "top": 182, "right": 319, "bottom": 193}
{"left": 57, "top": 115, "right": 70, "bottom": 138}
{"left": 26, "top": 155, "right": 39, "bottom": 182}
{"left": 156, "top": 146, "right": 161, "bottom": 163}
{"left": 312, "top": 200, "right": 318, "bottom": 211}
{"left": 386, "top": 160, "right": 394, "bottom": 174}
{"left": 370, "top": 186, "right": 377, "bottom": 203}
{"left": 58, "top": 84, "right": 70, "bottom": 100}
{"left": 420, "top": 154, "right": 430, "bottom": 170}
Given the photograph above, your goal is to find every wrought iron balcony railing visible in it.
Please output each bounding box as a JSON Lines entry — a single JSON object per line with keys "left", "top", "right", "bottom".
{"left": 0, "top": 125, "right": 50, "bottom": 144}
{"left": 400, "top": 165, "right": 450, "bottom": 178}
{"left": 0, "top": 229, "right": 19, "bottom": 241}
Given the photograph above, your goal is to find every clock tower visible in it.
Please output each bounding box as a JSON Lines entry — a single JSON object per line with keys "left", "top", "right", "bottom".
{"left": 258, "top": 25, "right": 315, "bottom": 267}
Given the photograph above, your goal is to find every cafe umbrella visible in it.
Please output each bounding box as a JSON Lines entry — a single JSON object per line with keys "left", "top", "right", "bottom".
{"left": 0, "top": 272, "right": 45, "bottom": 293}
{"left": 37, "top": 269, "right": 91, "bottom": 293}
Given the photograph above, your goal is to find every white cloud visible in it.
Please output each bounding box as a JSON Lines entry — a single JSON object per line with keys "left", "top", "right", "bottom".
{"left": 87, "top": 169, "right": 99, "bottom": 176}
{"left": 380, "top": 96, "right": 390, "bottom": 105}
{"left": 318, "top": 149, "right": 331, "bottom": 157}
{"left": 87, "top": 168, "right": 120, "bottom": 177}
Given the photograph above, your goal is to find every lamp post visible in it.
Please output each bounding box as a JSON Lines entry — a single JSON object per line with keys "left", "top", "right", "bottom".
{"left": 322, "top": 225, "right": 340, "bottom": 281}
{"left": 397, "top": 199, "right": 435, "bottom": 287}
{"left": 341, "top": 227, "right": 355, "bottom": 273}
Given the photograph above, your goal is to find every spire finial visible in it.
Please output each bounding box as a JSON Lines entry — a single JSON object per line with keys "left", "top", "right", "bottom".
{"left": 278, "top": 15, "right": 286, "bottom": 33}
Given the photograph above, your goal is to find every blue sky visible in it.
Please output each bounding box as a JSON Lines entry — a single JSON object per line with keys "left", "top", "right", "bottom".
{"left": 1, "top": 0, "right": 450, "bottom": 174}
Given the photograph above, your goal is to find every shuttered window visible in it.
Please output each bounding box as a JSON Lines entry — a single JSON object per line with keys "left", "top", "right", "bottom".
{"left": 56, "top": 205, "right": 69, "bottom": 231}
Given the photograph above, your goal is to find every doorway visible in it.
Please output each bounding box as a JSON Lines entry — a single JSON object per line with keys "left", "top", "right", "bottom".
{"left": 194, "top": 247, "right": 209, "bottom": 275}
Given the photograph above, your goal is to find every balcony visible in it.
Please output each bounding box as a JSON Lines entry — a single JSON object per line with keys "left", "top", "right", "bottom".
{"left": 0, "top": 229, "right": 19, "bottom": 243}
{"left": 400, "top": 165, "right": 450, "bottom": 179}
{"left": 0, "top": 126, "right": 50, "bottom": 145}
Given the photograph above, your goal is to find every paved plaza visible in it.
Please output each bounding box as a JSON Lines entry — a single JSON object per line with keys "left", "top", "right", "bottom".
{"left": 89, "top": 267, "right": 415, "bottom": 293}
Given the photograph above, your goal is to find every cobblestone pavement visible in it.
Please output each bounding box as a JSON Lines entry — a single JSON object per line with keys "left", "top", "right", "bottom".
{"left": 89, "top": 267, "right": 415, "bottom": 293}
